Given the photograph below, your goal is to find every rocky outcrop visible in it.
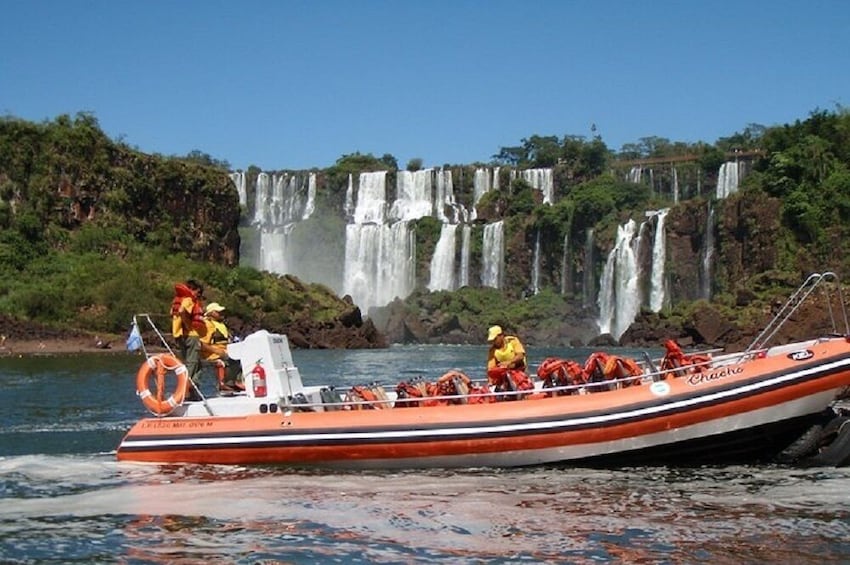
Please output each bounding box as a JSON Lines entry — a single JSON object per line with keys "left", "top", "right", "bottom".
{"left": 226, "top": 305, "right": 387, "bottom": 349}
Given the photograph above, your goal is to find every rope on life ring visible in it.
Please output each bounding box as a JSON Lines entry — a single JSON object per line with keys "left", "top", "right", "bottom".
{"left": 135, "top": 353, "right": 189, "bottom": 416}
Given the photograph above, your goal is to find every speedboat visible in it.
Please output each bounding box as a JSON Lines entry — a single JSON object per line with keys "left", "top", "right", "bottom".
{"left": 116, "top": 272, "right": 850, "bottom": 469}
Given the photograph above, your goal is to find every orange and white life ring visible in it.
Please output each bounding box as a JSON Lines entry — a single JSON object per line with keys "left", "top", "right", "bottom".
{"left": 135, "top": 354, "right": 189, "bottom": 416}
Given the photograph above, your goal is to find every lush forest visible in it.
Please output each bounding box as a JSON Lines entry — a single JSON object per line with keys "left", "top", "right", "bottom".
{"left": 1, "top": 106, "right": 849, "bottom": 347}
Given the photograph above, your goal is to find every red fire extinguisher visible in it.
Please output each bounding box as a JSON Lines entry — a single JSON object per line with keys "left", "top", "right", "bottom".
{"left": 250, "top": 361, "right": 267, "bottom": 397}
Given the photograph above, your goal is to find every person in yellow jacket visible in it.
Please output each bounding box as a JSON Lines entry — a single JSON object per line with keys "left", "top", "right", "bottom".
{"left": 200, "top": 302, "right": 243, "bottom": 392}
{"left": 486, "top": 325, "right": 527, "bottom": 371}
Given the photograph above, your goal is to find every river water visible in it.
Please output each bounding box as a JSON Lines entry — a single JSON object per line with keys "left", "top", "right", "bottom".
{"left": 2, "top": 345, "right": 850, "bottom": 563}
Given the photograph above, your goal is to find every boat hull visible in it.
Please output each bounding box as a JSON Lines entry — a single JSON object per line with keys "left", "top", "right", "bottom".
{"left": 117, "top": 339, "right": 850, "bottom": 469}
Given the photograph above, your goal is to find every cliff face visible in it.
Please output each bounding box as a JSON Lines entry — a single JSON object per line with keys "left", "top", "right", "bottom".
{"left": 665, "top": 193, "right": 783, "bottom": 303}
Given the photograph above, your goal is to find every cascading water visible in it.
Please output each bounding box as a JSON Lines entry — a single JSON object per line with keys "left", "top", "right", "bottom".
{"left": 390, "top": 169, "right": 433, "bottom": 221}
{"left": 343, "top": 171, "right": 417, "bottom": 313}
{"left": 352, "top": 171, "right": 387, "bottom": 224}
{"left": 561, "top": 232, "right": 569, "bottom": 295}
{"left": 672, "top": 167, "right": 679, "bottom": 204}
{"left": 583, "top": 228, "right": 594, "bottom": 308}
{"left": 597, "top": 210, "right": 670, "bottom": 338}
{"left": 344, "top": 220, "right": 414, "bottom": 315}
{"left": 472, "top": 167, "right": 498, "bottom": 221}
{"left": 237, "top": 166, "right": 553, "bottom": 315}
{"left": 428, "top": 223, "right": 458, "bottom": 291}
{"left": 531, "top": 229, "right": 541, "bottom": 295}
{"left": 701, "top": 201, "right": 715, "bottom": 300}
{"left": 435, "top": 169, "right": 461, "bottom": 223}
{"left": 459, "top": 225, "right": 471, "bottom": 288}
{"left": 597, "top": 220, "right": 640, "bottom": 340}
{"left": 481, "top": 221, "right": 504, "bottom": 289}
{"left": 248, "top": 172, "right": 317, "bottom": 276}
{"left": 522, "top": 168, "right": 554, "bottom": 205}
{"left": 716, "top": 161, "right": 740, "bottom": 199}
{"left": 229, "top": 171, "right": 247, "bottom": 207}
{"left": 649, "top": 209, "right": 669, "bottom": 312}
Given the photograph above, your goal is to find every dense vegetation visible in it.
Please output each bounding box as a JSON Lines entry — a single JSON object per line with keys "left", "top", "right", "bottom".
{"left": 0, "top": 113, "right": 354, "bottom": 338}
{"left": 1, "top": 107, "right": 849, "bottom": 344}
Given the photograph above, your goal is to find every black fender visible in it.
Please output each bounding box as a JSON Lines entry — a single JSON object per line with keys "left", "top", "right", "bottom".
{"left": 803, "top": 416, "right": 850, "bottom": 467}
{"left": 776, "top": 424, "right": 824, "bottom": 464}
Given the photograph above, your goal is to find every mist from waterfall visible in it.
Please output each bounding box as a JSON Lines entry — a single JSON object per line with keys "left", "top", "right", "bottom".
{"left": 245, "top": 171, "right": 318, "bottom": 277}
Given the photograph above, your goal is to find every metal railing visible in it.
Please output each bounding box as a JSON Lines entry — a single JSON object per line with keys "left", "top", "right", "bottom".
{"left": 746, "top": 272, "right": 849, "bottom": 353}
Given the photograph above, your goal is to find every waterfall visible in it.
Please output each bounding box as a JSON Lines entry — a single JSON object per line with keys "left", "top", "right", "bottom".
{"left": 531, "top": 229, "right": 541, "bottom": 295}
{"left": 597, "top": 220, "right": 641, "bottom": 340}
{"left": 252, "top": 173, "right": 271, "bottom": 226}
{"left": 343, "top": 171, "right": 417, "bottom": 313}
{"left": 435, "top": 169, "right": 461, "bottom": 223}
{"left": 716, "top": 161, "right": 740, "bottom": 199}
{"left": 481, "top": 221, "right": 504, "bottom": 289}
{"left": 229, "top": 171, "right": 247, "bottom": 207}
{"left": 235, "top": 171, "right": 331, "bottom": 290}
{"left": 343, "top": 220, "right": 414, "bottom": 314}
{"left": 649, "top": 209, "right": 669, "bottom": 312}
{"left": 522, "top": 168, "right": 554, "bottom": 204}
{"left": 428, "top": 223, "right": 458, "bottom": 291}
{"left": 582, "top": 228, "right": 594, "bottom": 308}
{"left": 628, "top": 167, "right": 642, "bottom": 184}
{"left": 459, "top": 225, "right": 471, "bottom": 288}
{"left": 472, "top": 168, "right": 493, "bottom": 221}
{"left": 672, "top": 167, "right": 679, "bottom": 204}
{"left": 390, "top": 169, "right": 433, "bottom": 221}
{"left": 560, "top": 232, "right": 570, "bottom": 295}
{"left": 302, "top": 173, "right": 316, "bottom": 220}
{"left": 353, "top": 171, "right": 387, "bottom": 224}
{"left": 701, "top": 201, "right": 715, "bottom": 300}
{"left": 344, "top": 174, "right": 355, "bottom": 218}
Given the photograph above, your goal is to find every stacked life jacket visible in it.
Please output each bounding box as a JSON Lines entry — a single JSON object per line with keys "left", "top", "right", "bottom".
{"left": 486, "top": 366, "right": 535, "bottom": 400}
{"left": 661, "top": 340, "right": 711, "bottom": 377}
{"left": 536, "top": 357, "right": 589, "bottom": 396}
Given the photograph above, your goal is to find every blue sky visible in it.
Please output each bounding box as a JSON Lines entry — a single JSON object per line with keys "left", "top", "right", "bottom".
{"left": 2, "top": 0, "right": 848, "bottom": 171}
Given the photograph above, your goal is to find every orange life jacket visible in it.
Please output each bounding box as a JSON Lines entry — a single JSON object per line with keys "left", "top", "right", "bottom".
{"left": 171, "top": 283, "right": 205, "bottom": 332}
{"left": 661, "top": 339, "right": 711, "bottom": 377}
{"left": 537, "top": 357, "right": 588, "bottom": 395}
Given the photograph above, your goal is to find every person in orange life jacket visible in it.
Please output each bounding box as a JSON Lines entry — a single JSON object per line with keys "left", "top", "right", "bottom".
{"left": 171, "top": 279, "right": 207, "bottom": 399}
{"left": 486, "top": 325, "right": 527, "bottom": 372}
{"left": 200, "top": 302, "right": 243, "bottom": 392}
